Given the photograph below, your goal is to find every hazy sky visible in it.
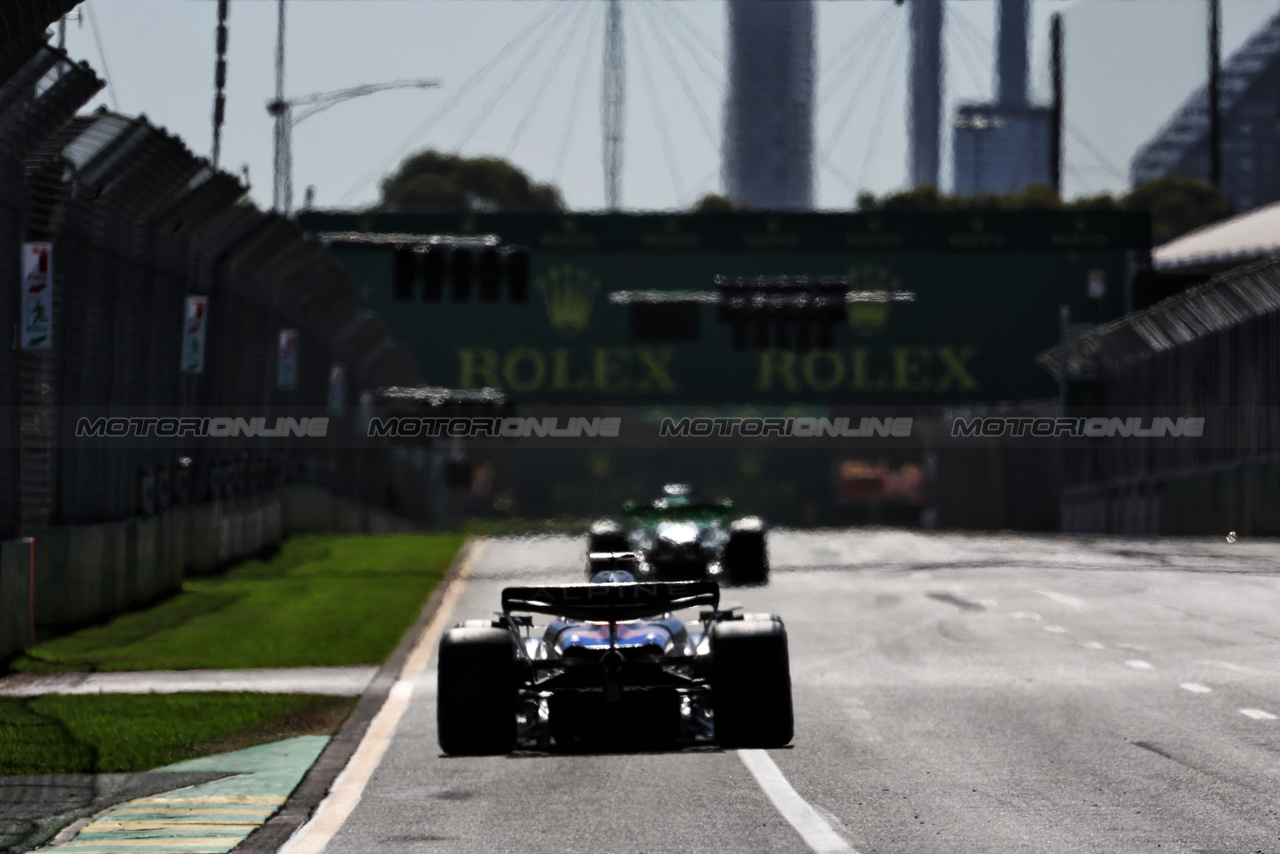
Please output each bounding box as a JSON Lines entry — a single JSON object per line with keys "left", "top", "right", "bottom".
{"left": 59, "top": 0, "right": 1280, "bottom": 212}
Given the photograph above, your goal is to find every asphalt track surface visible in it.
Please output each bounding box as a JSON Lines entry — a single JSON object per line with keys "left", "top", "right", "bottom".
{"left": 314, "top": 531, "right": 1280, "bottom": 854}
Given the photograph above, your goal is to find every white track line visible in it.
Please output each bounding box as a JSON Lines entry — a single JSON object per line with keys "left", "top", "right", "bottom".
{"left": 1180, "top": 683, "right": 1211, "bottom": 694}
{"left": 278, "top": 539, "right": 484, "bottom": 854}
{"left": 738, "top": 749, "right": 858, "bottom": 854}
{"left": 1240, "top": 709, "right": 1277, "bottom": 720}
{"left": 1035, "top": 589, "right": 1084, "bottom": 611}
{"left": 1126, "top": 660, "right": 1154, "bottom": 670}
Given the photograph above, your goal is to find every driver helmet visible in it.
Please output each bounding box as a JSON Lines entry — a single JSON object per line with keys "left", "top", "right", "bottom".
{"left": 590, "top": 569, "right": 637, "bottom": 584}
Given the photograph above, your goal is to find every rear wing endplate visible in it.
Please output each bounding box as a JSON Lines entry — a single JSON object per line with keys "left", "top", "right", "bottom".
{"left": 502, "top": 581, "right": 719, "bottom": 622}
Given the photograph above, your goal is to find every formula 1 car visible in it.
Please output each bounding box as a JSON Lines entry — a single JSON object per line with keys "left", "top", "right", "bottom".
{"left": 586, "top": 484, "right": 769, "bottom": 585}
{"left": 436, "top": 576, "right": 793, "bottom": 755}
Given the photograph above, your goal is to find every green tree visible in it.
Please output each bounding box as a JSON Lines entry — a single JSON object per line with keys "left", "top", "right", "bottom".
{"left": 855, "top": 176, "right": 1230, "bottom": 245}
{"left": 690, "top": 194, "right": 749, "bottom": 213}
{"left": 1123, "top": 176, "right": 1232, "bottom": 245}
{"left": 379, "top": 150, "right": 565, "bottom": 212}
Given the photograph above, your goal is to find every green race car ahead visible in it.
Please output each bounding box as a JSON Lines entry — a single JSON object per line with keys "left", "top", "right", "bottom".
{"left": 586, "top": 484, "right": 769, "bottom": 586}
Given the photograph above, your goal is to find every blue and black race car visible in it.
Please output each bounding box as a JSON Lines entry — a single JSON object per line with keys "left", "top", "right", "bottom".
{"left": 436, "top": 573, "right": 793, "bottom": 754}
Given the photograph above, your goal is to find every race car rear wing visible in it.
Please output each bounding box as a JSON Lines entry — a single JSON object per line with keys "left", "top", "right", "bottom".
{"left": 502, "top": 581, "right": 719, "bottom": 622}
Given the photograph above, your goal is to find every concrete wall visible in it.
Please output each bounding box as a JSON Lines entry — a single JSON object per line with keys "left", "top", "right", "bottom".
{"left": 0, "top": 539, "right": 32, "bottom": 659}
{"left": 183, "top": 495, "right": 283, "bottom": 578}
{"left": 278, "top": 485, "right": 417, "bottom": 538}
{"left": 1061, "top": 458, "right": 1280, "bottom": 537}
{"left": 28, "top": 511, "right": 184, "bottom": 629}
{"left": 0, "top": 487, "right": 417, "bottom": 660}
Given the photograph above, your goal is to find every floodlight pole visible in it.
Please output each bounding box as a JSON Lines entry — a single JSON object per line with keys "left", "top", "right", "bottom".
{"left": 272, "top": 0, "right": 290, "bottom": 212}
{"left": 1050, "top": 14, "right": 1063, "bottom": 196}
{"left": 211, "top": 0, "right": 230, "bottom": 168}
{"left": 602, "top": 0, "right": 625, "bottom": 210}
{"left": 1208, "top": 0, "right": 1221, "bottom": 188}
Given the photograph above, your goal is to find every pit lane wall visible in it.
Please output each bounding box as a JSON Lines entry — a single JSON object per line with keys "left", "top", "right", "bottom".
{"left": 0, "top": 485, "right": 417, "bottom": 659}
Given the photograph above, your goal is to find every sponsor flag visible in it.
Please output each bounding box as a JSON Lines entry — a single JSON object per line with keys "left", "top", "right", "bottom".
{"left": 180, "top": 296, "right": 208, "bottom": 373}
{"left": 20, "top": 242, "right": 53, "bottom": 349}
{"left": 278, "top": 329, "right": 298, "bottom": 390}
{"left": 328, "top": 364, "right": 346, "bottom": 414}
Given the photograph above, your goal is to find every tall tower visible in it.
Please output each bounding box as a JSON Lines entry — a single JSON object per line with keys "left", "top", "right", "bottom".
{"left": 908, "top": 0, "right": 944, "bottom": 189}
{"left": 723, "top": 0, "right": 814, "bottom": 210}
{"left": 601, "top": 0, "right": 624, "bottom": 210}
{"left": 997, "top": 0, "right": 1028, "bottom": 106}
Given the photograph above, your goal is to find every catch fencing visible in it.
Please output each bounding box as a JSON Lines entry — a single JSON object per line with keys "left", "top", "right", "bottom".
{"left": 1057, "top": 258, "right": 1280, "bottom": 535}
{"left": 0, "top": 45, "right": 436, "bottom": 657}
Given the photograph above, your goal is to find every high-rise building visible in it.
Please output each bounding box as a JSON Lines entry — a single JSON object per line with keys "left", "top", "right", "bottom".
{"left": 953, "top": 105, "right": 1052, "bottom": 195}
{"left": 1131, "top": 11, "right": 1280, "bottom": 214}
{"left": 909, "top": 0, "right": 944, "bottom": 189}
{"left": 952, "top": 0, "right": 1053, "bottom": 196}
{"left": 722, "top": 0, "right": 814, "bottom": 210}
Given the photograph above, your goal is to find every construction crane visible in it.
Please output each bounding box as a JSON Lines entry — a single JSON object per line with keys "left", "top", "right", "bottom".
{"left": 268, "top": 79, "right": 441, "bottom": 215}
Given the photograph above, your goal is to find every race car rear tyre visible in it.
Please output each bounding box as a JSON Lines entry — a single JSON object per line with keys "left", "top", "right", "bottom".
{"left": 724, "top": 520, "right": 769, "bottom": 586}
{"left": 710, "top": 617, "right": 793, "bottom": 748}
{"left": 588, "top": 519, "right": 629, "bottom": 554}
{"left": 437, "top": 626, "right": 517, "bottom": 755}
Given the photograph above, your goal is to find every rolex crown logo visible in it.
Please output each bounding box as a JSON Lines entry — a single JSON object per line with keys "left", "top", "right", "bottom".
{"left": 536, "top": 264, "right": 600, "bottom": 335}
{"left": 846, "top": 264, "right": 897, "bottom": 336}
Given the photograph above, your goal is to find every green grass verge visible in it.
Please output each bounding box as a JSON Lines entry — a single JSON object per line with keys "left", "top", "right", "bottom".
{"left": 0, "top": 692, "right": 355, "bottom": 774}
{"left": 13, "top": 532, "right": 466, "bottom": 673}
{"left": 452, "top": 517, "right": 590, "bottom": 537}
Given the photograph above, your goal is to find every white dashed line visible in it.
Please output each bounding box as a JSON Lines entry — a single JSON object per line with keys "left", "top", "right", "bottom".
{"left": 1179, "top": 683, "right": 1212, "bottom": 694}
{"left": 1011, "top": 612, "right": 1042, "bottom": 621}
{"left": 1126, "top": 660, "right": 1154, "bottom": 670}
{"left": 1240, "top": 709, "right": 1277, "bottom": 720}
{"left": 1081, "top": 641, "right": 1105, "bottom": 650}
{"left": 1035, "top": 589, "right": 1084, "bottom": 611}
{"left": 1044, "top": 626, "right": 1067, "bottom": 633}
{"left": 739, "top": 750, "right": 859, "bottom": 854}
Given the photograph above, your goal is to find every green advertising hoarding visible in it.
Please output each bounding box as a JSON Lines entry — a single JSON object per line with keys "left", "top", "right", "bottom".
{"left": 300, "top": 211, "right": 1149, "bottom": 407}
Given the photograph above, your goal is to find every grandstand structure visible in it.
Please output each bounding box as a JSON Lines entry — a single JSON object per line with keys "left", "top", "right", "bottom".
{"left": 1131, "top": 10, "right": 1280, "bottom": 214}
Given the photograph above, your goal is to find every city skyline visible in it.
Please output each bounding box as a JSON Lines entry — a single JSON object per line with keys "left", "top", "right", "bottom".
{"left": 59, "top": 0, "right": 1280, "bottom": 212}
